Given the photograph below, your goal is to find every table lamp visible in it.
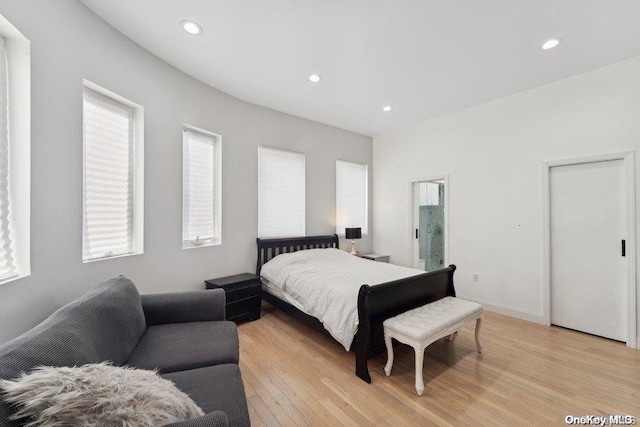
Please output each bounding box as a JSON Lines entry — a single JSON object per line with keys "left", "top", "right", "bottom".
{"left": 345, "top": 227, "right": 362, "bottom": 255}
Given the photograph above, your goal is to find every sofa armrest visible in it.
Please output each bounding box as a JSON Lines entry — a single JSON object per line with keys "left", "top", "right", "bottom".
{"left": 141, "top": 289, "right": 225, "bottom": 326}
{"left": 164, "top": 411, "right": 229, "bottom": 427}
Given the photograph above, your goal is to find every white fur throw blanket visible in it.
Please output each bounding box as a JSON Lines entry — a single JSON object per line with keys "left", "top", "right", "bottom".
{"left": 0, "top": 362, "right": 204, "bottom": 427}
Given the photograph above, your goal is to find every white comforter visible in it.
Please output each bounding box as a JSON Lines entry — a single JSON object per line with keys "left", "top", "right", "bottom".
{"left": 260, "top": 248, "right": 424, "bottom": 350}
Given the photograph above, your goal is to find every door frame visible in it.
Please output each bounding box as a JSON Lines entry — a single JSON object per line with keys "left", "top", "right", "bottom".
{"left": 410, "top": 175, "right": 449, "bottom": 270}
{"left": 542, "top": 151, "right": 636, "bottom": 349}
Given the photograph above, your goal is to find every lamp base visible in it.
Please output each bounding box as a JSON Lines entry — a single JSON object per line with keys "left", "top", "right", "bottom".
{"left": 350, "top": 240, "right": 357, "bottom": 255}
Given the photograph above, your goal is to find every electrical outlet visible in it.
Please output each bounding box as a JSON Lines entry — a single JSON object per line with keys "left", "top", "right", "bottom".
{"left": 473, "top": 273, "right": 479, "bottom": 282}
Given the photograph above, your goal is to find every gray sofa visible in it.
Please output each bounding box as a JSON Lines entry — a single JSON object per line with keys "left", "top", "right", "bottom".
{"left": 0, "top": 276, "right": 251, "bottom": 427}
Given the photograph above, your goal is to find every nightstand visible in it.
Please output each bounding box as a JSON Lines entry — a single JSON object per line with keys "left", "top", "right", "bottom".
{"left": 362, "top": 253, "right": 390, "bottom": 263}
{"left": 205, "top": 273, "right": 261, "bottom": 322}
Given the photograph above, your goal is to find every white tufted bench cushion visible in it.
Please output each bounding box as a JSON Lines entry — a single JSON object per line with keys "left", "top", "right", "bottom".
{"left": 383, "top": 297, "right": 482, "bottom": 341}
{"left": 382, "top": 296, "right": 483, "bottom": 395}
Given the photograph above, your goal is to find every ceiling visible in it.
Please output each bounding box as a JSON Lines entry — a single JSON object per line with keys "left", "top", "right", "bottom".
{"left": 81, "top": 0, "right": 640, "bottom": 137}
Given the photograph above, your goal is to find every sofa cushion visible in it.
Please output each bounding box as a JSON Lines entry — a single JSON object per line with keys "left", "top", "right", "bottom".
{"left": 0, "top": 276, "right": 147, "bottom": 426}
{"left": 166, "top": 411, "right": 229, "bottom": 427}
{"left": 126, "top": 321, "right": 238, "bottom": 374}
{"left": 162, "top": 365, "right": 250, "bottom": 427}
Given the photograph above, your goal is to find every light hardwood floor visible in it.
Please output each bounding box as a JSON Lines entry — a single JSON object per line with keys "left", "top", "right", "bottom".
{"left": 238, "top": 304, "right": 640, "bottom": 426}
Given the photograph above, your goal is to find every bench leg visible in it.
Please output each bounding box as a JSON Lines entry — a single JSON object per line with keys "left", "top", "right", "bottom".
{"left": 475, "top": 317, "right": 483, "bottom": 353}
{"left": 414, "top": 345, "right": 425, "bottom": 396}
{"left": 384, "top": 333, "right": 394, "bottom": 376}
{"left": 447, "top": 332, "right": 457, "bottom": 342}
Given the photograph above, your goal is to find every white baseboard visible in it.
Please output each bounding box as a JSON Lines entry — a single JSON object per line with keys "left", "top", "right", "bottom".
{"left": 458, "top": 295, "right": 546, "bottom": 325}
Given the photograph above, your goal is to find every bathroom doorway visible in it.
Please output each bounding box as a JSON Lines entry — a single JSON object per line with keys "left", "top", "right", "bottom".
{"left": 412, "top": 178, "right": 447, "bottom": 271}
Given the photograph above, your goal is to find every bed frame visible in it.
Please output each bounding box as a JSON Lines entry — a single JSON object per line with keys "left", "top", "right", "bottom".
{"left": 256, "top": 234, "right": 456, "bottom": 383}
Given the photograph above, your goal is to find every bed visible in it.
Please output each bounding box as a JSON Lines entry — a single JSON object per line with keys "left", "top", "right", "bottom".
{"left": 256, "top": 234, "right": 457, "bottom": 383}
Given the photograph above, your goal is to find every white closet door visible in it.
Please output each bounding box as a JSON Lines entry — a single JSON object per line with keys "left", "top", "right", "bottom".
{"left": 550, "top": 160, "right": 626, "bottom": 341}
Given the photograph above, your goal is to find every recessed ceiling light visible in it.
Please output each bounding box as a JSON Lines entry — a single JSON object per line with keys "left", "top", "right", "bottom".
{"left": 542, "top": 39, "right": 560, "bottom": 50}
{"left": 382, "top": 105, "right": 392, "bottom": 112}
{"left": 309, "top": 74, "right": 321, "bottom": 83}
{"left": 181, "top": 20, "right": 203, "bottom": 35}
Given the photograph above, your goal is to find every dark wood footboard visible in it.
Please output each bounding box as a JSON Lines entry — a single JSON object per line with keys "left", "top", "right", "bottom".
{"left": 256, "top": 235, "right": 456, "bottom": 383}
{"left": 354, "top": 265, "right": 456, "bottom": 382}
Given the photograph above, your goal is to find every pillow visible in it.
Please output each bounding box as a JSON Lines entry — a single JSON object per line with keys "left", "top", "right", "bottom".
{"left": 0, "top": 362, "right": 204, "bottom": 427}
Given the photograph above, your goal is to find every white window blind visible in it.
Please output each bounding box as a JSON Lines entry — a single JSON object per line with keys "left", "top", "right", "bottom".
{"left": 258, "top": 146, "right": 305, "bottom": 238}
{"left": 336, "top": 160, "right": 368, "bottom": 236}
{"left": 183, "top": 127, "right": 220, "bottom": 247}
{"left": 82, "top": 87, "right": 135, "bottom": 261}
{"left": 0, "top": 36, "right": 17, "bottom": 281}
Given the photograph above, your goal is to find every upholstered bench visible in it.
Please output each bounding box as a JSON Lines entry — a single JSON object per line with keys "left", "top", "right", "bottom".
{"left": 383, "top": 296, "right": 483, "bottom": 395}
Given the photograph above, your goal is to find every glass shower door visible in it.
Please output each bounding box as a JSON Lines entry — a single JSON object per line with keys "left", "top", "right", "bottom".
{"left": 414, "top": 180, "right": 445, "bottom": 271}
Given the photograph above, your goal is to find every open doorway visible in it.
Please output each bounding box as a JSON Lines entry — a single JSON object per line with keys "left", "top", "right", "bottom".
{"left": 412, "top": 178, "right": 447, "bottom": 271}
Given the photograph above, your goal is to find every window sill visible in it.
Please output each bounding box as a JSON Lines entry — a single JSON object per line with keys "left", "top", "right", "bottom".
{"left": 83, "top": 251, "right": 143, "bottom": 264}
{"left": 183, "top": 239, "right": 222, "bottom": 250}
{"left": 0, "top": 272, "right": 30, "bottom": 286}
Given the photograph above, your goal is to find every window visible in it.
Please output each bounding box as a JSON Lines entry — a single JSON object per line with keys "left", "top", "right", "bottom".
{"left": 258, "top": 146, "right": 305, "bottom": 238}
{"left": 0, "top": 17, "right": 30, "bottom": 284}
{"left": 182, "top": 126, "right": 222, "bottom": 248}
{"left": 82, "top": 82, "right": 143, "bottom": 262}
{"left": 336, "top": 160, "right": 368, "bottom": 236}
{"left": 0, "top": 36, "right": 15, "bottom": 281}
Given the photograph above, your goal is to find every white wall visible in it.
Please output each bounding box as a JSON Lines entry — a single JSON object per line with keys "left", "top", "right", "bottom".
{"left": 374, "top": 56, "right": 640, "bottom": 333}
{"left": 0, "top": 0, "right": 372, "bottom": 343}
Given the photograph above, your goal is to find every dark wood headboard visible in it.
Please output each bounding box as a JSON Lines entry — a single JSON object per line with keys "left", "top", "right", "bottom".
{"left": 256, "top": 234, "right": 339, "bottom": 275}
